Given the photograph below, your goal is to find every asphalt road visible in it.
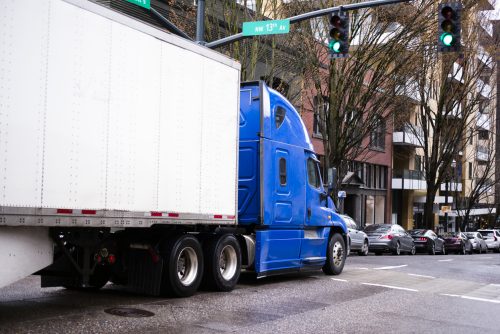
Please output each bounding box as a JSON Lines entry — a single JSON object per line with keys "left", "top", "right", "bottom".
{"left": 1, "top": 252, "right": 500, "bottom": 334}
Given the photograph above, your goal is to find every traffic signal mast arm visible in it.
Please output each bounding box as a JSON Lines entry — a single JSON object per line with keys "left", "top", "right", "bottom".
{"left": 205, "top": 0, "right": 413, "bottom": 49}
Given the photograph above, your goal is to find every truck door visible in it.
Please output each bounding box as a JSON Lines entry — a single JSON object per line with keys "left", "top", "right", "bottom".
{"left": 305, "top": 153, "right": 331, "bottom": 227}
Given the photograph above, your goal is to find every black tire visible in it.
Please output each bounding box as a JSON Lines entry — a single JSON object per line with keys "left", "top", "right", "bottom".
{"left": 441, "top": 245, "right": 446, "bottom": 255}
{"left": 410, "top": 243, "right": 416, "bottom": 255}
{"left": 202, "top": 234, "right": 241, "bottom": 292}
{"left": 161, "top": 234, "right": 203, "bottom": 298}
{"left": 429, "top": 243, "right": 436, "bottom": 255}
{"left": 461, "top": 244, "right": 466, "bottom": 255}
{"left": 323, "top": 233, "right": 346, "bottom": 275}
{"left": 495, "top": 246, "right": 500, "bottom": 254}
{"left": 392, "top": 242, "right": 401, "bottom": 256}
{"left": 358, "top": 240, "right": 369, "bottom": 256}
{"left": 375, "top": 252, "right": 382, "bottom": 256}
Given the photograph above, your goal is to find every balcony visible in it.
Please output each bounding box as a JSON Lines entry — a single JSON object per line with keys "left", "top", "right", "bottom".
{"left": 476, "top": 112, "right": 491, "bottom": 130}
{"left": 392, "top": 169, "right": 426, "bottom": 190}
{"left": 393, "top": 123, "right": 424, "bottom": 147}
{"left": 445, "top": 101, "right": 462, "bottom": 119}
{"left": 440, "top": 181, "right": 463, "bottom": 192}
{"left": 477, "top": 145, "right": 489, "bottom": 161}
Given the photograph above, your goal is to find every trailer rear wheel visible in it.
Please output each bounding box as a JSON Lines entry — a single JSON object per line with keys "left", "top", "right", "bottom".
{"left": 161, "top": 235, "right": 203, "bottom": 297}
{"left": 203, "top": 234, "right": 241, "bottom": 292}
{"left": 322, "top": 233, "right": 346, "bottom": 275}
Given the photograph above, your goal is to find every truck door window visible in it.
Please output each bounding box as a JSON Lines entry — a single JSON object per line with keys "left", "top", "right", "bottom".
{"left": 307, "top": 158, "right": 321, "bottom": 189}
{"left": 275, "top": 106, "right": 286, "bottom": 128}
{"left": 279, "top": 158, "right": 287, "bottom": 186}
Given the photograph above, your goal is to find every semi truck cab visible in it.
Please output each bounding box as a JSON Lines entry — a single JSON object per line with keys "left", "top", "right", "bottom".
{"left": 238, "top": 82, "right": 347, "bottom": 277}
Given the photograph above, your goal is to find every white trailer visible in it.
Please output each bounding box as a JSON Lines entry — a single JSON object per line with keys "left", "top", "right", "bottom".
{"left": 0, "top": 0, "right": 241, "bottom": 294}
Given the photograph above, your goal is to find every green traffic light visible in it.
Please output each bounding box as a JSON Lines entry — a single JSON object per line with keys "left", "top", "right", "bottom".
{"left": 329, "top": 40, "right": 341, "bottom": 53}
{"left": 440, "top": 32, "right": 454, "bottom": 46}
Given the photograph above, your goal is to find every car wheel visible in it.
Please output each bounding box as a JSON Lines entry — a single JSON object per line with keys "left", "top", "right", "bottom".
{"left": 358, "top": 240, "right": 369, "bottom": 256}
{"left": 495, "top": 246, "right": 500, "bottom": 254}
{"left": 461, "top": 244, "right": 466, "bottom": 255}
{"left": 322, "top": 233, "right": 346, "bottom": 275}
{"left": 441, "top": 245, "right": 446, "bottom": 255}
{"left": 410, "top": 244, "right": 416, "bottom": 255}
{"left": 392, "top": 242, "right": 401, "bottom": 256}
{"left": 429, "top": 243, "right": 436, "bottom": 255}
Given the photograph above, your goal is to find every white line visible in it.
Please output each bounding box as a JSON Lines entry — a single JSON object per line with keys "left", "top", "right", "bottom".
{"left": 351, "top": 267, "right": 370, "bottom": 270}
{"left": 407, "top": 273, "right": 436, "bottom": 279}
{"left": 331, "top": 278, "right": 348, "bottom": 282}
{"left": 373, "top": 265, "right": 408, "bottom": 270}
{"left": 361, "top": 282, "right": 418, "bottom": 292}
{"left": 461, "top": 296, "right": 500, "bottom": 304}
{"left": 481, "top": 257, "right": 493, "bottom": 259}
{"left": 438, "top": 259, "right": 453, "bottom": 262}
{"left": 440, "top": 293, "right": 500, "bottom": 304}
{"left": 489, "top": 284, "right": 500, "bottom": 287}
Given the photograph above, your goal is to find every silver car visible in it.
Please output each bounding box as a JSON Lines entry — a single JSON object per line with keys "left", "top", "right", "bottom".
{"left": 341, "top": 214, "right": 369, "bottom": 256}
{"left": 478, "top": 230, "right": 500, "bottom": 253}
{"left": 465, "top": 232, "right": 488, "bottom": 253}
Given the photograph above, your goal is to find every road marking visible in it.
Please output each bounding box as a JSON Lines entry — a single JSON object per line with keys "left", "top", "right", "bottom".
{"left": 438, "top": 259, "right": 453, "bottom": 262}
{"left": 351, "top": 267, "right": 369, "bottom": 270}
{"left": 407, "top": 273, "right": 435, "bottom": 279}
{"left": 489, "top": 284, "right": 500, "bottom": 287}
{"left": 362, "top": 283, "right": 418, "bottom": 292}
{"left": 373, "top": 265, "right": 408, "bottom": 270}
{"left": 481, "top": 257, "right": 493, "bottom": 259}
{"left": 441, "top": 293, "right": 500, "bottom": 304}
{"left": 331, "top": 278, "right": 348, "bottom": 282}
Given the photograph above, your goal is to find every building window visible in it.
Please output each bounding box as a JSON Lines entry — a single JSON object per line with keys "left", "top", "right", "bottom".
{"left": 313, "top": 96, "right": 328, "bottom": 137}
{"left": 370, "top": 117, "right": 385, "bottom": 150}
{"left": 279, "top": 158, "right": 287, "bottom": 186}
{"left": 468, "top": 162, "right": 473, "bottom": 180}
{"left": 415, "top": 155, "right": 422, "bottom": 171}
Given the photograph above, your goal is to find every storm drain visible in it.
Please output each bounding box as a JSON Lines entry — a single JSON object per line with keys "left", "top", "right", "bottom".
{"left": 104, "top": 307, "right": 155, "bottom": 318}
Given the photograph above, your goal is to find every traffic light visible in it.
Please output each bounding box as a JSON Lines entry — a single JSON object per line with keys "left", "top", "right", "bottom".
{"left": 329, "top": 12, "right": 349, "bottom": 58}
{"left": 438, "top": 3, "right": 462, "bottom": 53}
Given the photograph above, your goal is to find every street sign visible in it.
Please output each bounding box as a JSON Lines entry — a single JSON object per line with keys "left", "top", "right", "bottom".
{"left": 242, "top": 19, "right": 290, "bottom": 36}
{"left": 126, "top": 0, "right": 150, "bottom": 10}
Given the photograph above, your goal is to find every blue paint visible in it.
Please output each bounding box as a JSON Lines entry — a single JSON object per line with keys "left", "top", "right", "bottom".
{"left": 237, "top": 82, "right": 347, "bottom": 275}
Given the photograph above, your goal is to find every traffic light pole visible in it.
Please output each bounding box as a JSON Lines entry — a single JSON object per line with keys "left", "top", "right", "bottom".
{"left": 205, "top": 0, "right": 412, "bottom": 49}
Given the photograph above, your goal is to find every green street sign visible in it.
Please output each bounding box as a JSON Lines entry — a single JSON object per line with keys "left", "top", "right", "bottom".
{"left": 242, "top": 19, "right": 290, "bottom": 36}
{"left": 126, "top": 0, "right": 150, "bottom": 10}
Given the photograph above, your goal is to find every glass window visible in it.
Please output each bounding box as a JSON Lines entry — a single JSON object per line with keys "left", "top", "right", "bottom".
{"left": 275, "top": 106, "right": 286, "bottom": 129}
{"left": 279, "top": 158, "right": 287, "bottom": 186}
{"left": 370, "top": 117, "right": 385, "bottom": 150}
{"left": 307, "top": 158, "right": 321, "bottom": 188}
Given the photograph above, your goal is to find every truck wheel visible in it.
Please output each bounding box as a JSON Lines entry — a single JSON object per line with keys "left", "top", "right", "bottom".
{"left": 203, "top": 234, "right": 241, "bottom": 292}
{"left": 161, "top": 235, "right": 203, "bottom": 297}
{"left": 322, "top": 233, "right": 346, "bottom": 275}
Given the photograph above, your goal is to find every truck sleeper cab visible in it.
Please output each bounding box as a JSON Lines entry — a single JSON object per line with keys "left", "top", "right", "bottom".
{"left": 238, "top": 81, "right": 347, "bottom": 277}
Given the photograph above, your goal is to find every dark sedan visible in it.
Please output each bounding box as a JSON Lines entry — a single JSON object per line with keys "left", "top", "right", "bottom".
{"left": 408, "top": 229, "right": 446, "bottom": 255}
{"left": 364, "top": 224, "right": 415, "bottom": 255}
{"left": 442, "top": 232, "right": 472, "bottom": 255}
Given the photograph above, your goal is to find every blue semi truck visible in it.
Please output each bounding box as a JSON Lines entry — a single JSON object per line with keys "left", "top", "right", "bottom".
{"left": 0, "top": 0, "right": 347, "bottom": 297}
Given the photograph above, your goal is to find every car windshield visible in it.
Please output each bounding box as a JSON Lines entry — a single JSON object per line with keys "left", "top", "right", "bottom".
{"left": 443, "top": 232, "right": 459, "bottom": 238}
{"left": 409, "top": 230, "right": 426, "bottom": 236}
{"left": 465, "top": 232, "right": 476, "bottom": 238}
{"left": 364, "top": 225, "right": 390, "bottom": 233}
{"left": 479, "top": 231, "right": 494, "bottom": 238}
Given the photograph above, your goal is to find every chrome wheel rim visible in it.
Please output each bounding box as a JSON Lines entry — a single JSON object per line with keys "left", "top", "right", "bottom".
{"left": 219, "top": 245, "right": 237, "bottom": 281}
{"left": 332, "top": 241, "right": 344, "bottom": 266}
{"left": 396, "top": 243, "right": 400, "bottom": 255}
{"left": 363, "top": 242, "right": 368, "bottom": 255}
{"left": 177, "top": 247, "right": 198, "bottom": 286}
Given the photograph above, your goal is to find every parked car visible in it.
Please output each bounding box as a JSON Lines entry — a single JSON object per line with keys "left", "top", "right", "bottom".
{"left": 464, "top": 232, "right": 488, "bottom": 253}
{"left": 442, "top": 232, "right": 472, "bottom": 255}
{"left": 341, "top": 215, "right": 369, "bottom": 256}
{"left": 408, "top": 229, "right": 446, "bottom": 255}
{"left": 477, "top": 229, "right": 500, "bottom": 253}
{"left": 364, "top": 224, "right": 415, "bottom": 256}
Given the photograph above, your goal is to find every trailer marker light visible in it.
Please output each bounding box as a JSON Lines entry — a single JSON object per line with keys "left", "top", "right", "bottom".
{"left": 214, "top": 215, "right": 223, "bottom": 219}
{"left": 168, "top": 213, "right": 179, "bottom": 218}
{"left": 82, "top": 210, "right": 97, "bottom": 215}
{"left": 57, "top": 209, "right": 73, "bottom": 214}
{"left": 151, "top": 212, "right": 162, "bottom": 217}
{"left": 227, "top": 215, "right": 236, "bottom": 219}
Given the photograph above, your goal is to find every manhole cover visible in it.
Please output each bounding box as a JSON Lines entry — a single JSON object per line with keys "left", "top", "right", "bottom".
{"left": 104, "top": 307, "right": 155, "bottom": 318}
